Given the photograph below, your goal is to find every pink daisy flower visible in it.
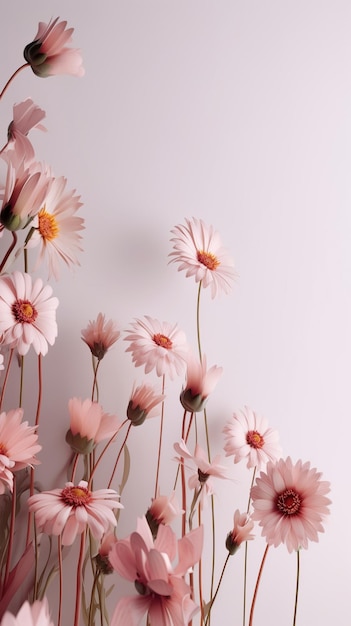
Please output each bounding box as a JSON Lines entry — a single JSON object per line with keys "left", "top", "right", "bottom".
{"left": 223, "top": 406, "right": 282, "bottom": 470}
{"left": 0, "top": 407, "right": 41, "bottom": 473}
{"left": 225, "top": 509, "right": 255, "bottom": 555}
{"left": 127, "top": 383, "right": 165, "bottom": 426}
{"left": 7, "top": 98, "right": 46, "bottom": 162}
{"left": 169, "top": 217, "right": 237, "bottom": 298}
{"left": 23, "top": 18, "right": 84, "bottom": 78}
{"left": 65, "top": 397, "right": 122, "bottom": 454}
{"left": 0, "top": 271, "right": 58, "bottom": 356}
{"left": 251, "top": 457, "right": 331, "bottom": 553}
{"left": 125, "top": 316, "right": 189, "bottom": 380}
{"left": 180, "top": 353, "right": 223, "bottom": 412}
{"left": 26, "top": 174, "right": 84, "bottom": 280}
{"left": 81, "top": 313, "right": 120, "bottom": 361}
{"left": 0, "top": 597, "right": 54, "bottom": 626}
{"left": 109, "top": 516, "right": 203, "bottom": 626}
{"left": 28, "top": 479, "right": 122, "bottom": 546}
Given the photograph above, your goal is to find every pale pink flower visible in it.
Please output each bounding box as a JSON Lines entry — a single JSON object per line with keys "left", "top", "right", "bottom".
{"left": 26, "top": 175, "right": 84, "bottom": 280}
{"left": 81, "top": 313, "right": 120, "bottom": 360}
{"left": 7, "top": 98, "right": 46, "bottom": 162}
{"left": 0, "top": 408, "right": 41, "bottom": 473}
{"left": 0, "top": 271, "right": 58, "bottom": 356}
{"left": 0, "top": 597, "right": 54, "bottom": 626}
{"left": 65, "top": 397, "right": 122, "bottom": 454}
{"left": 251, "top": 457, "right": 331, "bottom": 553}
{"left": 180, "top": 353, "right": 222, "bottom": 412}
{"left": 146, "top": 491, "right": 183, "bottom": 537}
{"left": 225, "top": 509, "right": 255, "bottom": 555}
{"left": 169, "top": 217, "right": 236, "bottom": 298}
{"left": 0, "top": 466, "right": 14, "bottom": 495}
{"left": 109, "top": 516, "right": 203, "bottom": 626}
{"left": 127, "top": 383, "right": 165, "bottom": 426}
{"left": 28, "top": 479, "right": 122, "bottom": 546}
{"left": 24, "top": 18, "right": 84, "bottom": 78}
{"left": 125, "top": 316, "right": 189, "bottom": 380}
{"left": 223, "top": 406, "right": 282, "bottom": 470}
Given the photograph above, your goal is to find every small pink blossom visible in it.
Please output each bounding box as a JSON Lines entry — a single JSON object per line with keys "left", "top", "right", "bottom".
{"left": 127, "top": 383, "right": 165, "bottom": 426}
{"left": 0, "top": 597, "right": 54, "bottom": 626}
{"left": 28, "top": 479, "right": 122, "bottom": 546}
{"left": 180, "top": 353, "right": 222, "bottom": 412}
{"left": 81, "top": 313, "right": 120, "bottom": 360}
{"left": 125, "top": 316, "right": 189, "bottom": 380}
{"left": 169, "top": 217, "right": 237, "bottom": 298}
{"left": 7, "top": 98, "right": 46, "bottom": 162}
{"left": 225, "top": 509, "right": 255, "bottom": 555}
{"left": 95, "top": 532, "right": 118, "bottom": 575}
{"left": 223, "top": 405, "right": 282, "bottom": 470}
{"left": 24, "top": 18, "right": 84, "bottom": 78}
{"left": 65, "top": 397, "right": 122, "bottom": 454}
{"left": 251, "top": 457, "right": 331, "bottom": 553}
{"left": 146, "top": 491, "right": 183, "bottom": 537}
{"left": 0, "top": 271, "right": 58, "bottom": 356}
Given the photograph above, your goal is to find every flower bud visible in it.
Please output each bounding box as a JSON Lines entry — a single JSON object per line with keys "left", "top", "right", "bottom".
{"left": 65, "top": 428, "right": 95, "bottom": 455}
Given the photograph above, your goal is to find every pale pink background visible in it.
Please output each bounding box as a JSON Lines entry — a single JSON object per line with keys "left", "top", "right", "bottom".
{"left": 0, "top": 1, "right": 349, "bottom": 624}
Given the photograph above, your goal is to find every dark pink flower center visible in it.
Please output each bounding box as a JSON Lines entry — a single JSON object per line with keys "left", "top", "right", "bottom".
{"left": 276, "top": 488, "right": 301, "bottom": 516}
{"left": 197, "top": 250, "right": 220, "bottom": 271}
{"left": 61, "top": 485, "right": 92, "bottom": 507}
{"left": 12, "top": 299, "right": 38, "bottom": 324}
{"left": 246, "top": 430, "right": 264, "bottom": 449}
{"left": 153, "top": 333, "right": 172, "bottom": 350}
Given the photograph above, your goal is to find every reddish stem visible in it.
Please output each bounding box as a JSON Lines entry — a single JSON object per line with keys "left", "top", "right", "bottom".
{"left": 0, "top": 64, "right": 29, "bottom": 100}
{"left": 248, "top": 544, "right": 270, "bottom": 626}
{"left": 0, "top": 232, "right": 18, "bottom": 274}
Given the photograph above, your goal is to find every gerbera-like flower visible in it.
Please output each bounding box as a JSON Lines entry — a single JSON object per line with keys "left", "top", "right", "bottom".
{"left": 81, "top": 313, "right": 120, "bottom": 361}
{"left": 65, "top": 397, "right": 122, "bottom": 455}
{"left": 180, "top": 353, "right": 222, "bottom": 412}
{"left": 109, "top": 516, "right": 203, "bottom": 626}
{"left": 127, "top": 383, "right": 165, "bottom": 426}
{"left": 7, "top": 98, "right": 46, "bottom": 162}
{"left": 26, "top": 174, "right": 84, "bottom": 280}
{"left": 223, "top": 405, "right": 282, "bottom": 470}
{"left": 0, "top": 271, "right": 58, "bottom": 356}
{"left": 28, "top": 479, "right": 122, "bottom": 546}
{"left": 169, "top": 217, "right": 236, "bottom": 298}
{"left": 225, "top": 509, "right": 255, "bottom": 555}
{"left": 125, "top": 316, "right": 189, "bottom": 380}
{"left": 251, "top": 457, "right": 331, "bottom": 553}
{"left": 0, "top": 408, "right": 41, "bottom": 474}
{"left": 0, "top": 597, "right": 54, "bottom": 626}
{"left": 23, "top": 18, "right": 84, "bottom": 78}
{"left": 146, "top": 491, "right": 183, "bottom": 537}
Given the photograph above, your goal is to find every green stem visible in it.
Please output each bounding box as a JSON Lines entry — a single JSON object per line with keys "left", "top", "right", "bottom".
{"left": 0, "top": 231, "right": 17, "bottom": 273}
{"left": 293, "top": 550, "right": 300, "bottom": 626}
{"left": 205, "top": 553, "right": 231, "bottom": 626}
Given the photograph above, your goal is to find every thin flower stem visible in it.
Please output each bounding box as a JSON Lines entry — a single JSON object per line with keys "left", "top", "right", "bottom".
{"left": 57, "top": 535, "right": 63, "bottom": 626}
{"left": 196, "top": 282, "right": 202, "bottom": 362}
{"left": 91, "top": 357, "right": 101, "bottom": 402}
{"left": 2, "top": 475, "right": 17, "bottom": 592}
{"left": 106, "top": 420, "right": 131, "bottom": 489}
{"left": 293, "top": 550, "right": 300, "bottom": 626}
{"left": 204, "top": 553, "right": 231, "bottom": 626}
{"left": 74, "top": 532, "right": 86, "bottom": 626}
{"left": 154, "top": 374, "right": 166, "bottom": 498}
{"left": 70, "top": 453, "right": 80, "bottom": 483}
{"left": 89, "top": 419, "right": 128, "bottom": 488}
{"left": 0, "top": 231, "right": 18, "bottom": 274}
{"left": 248, "top": 544, "right": 270, "bottom": 626}
{"left": 0, "top": 63, "right": 29, "bottom": 100}
{"left": 26, "top": 355, "right": 43, "bottom": 545}
{"left": 0, "top": 140, "right": 9, "bottom": 156}
{"left": 242, "top": 467, "right": 257, "bottom": 626}
{"left": 0, "top": 348, "right": 14, "bottom": 411}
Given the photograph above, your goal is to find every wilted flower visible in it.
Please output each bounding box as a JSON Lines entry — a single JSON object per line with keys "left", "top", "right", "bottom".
{"left": 180, "top": 353, "right": 222, "bottom": 412}
{"left": 65, "top": 397, "right": 122, "bottom": 454}
{"left": 127, "top": 383, "right": 165, "bottom": 426}
{"left": 251, "top": 457, "right": 331, "bottom": 553}
{"left": 24, "top": 17, "right": 84, "bottom": 78}
{"left": 7, "top": 98, "right": 46, "bottom": 162}
{"left": 169, "top": 217, "right": 236, "bottom": 298}
{"left": 0, "top": 597, "right": 54, "bottom": 626}
{"left": 225, "top": 509, "right": 255, "bottom": 555}
{"left": 81, "top": 313, "right": 120, "bottom": 360}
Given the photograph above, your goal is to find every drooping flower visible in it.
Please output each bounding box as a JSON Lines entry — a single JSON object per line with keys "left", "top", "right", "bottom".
{"left": 225, "top": 509, "right": 255, "bottom": 555}
{"left": 125, "top": 316, "right": 189, "bottom": 380}
{"left": 0, "top": 597, "right": 54, "bottom": 626}
{"left": 169, "top": 217, "right": 236, "bottom": 298}
{"left": 81, "top": 313, "right": 120, "bottom": 361}
{"left": 23, "top": 18, "right": 84, "bottom": 78}
{"left": 109, "top": 516, "right": 203, "bottom": 626}
{"left": 28, "top": 479, "right": 122, "bottom": 546}
{"left": 250, "top": 457, "right": 331, "bottom": 553}
{"left": 0, "top": 271, "right": 58, "bottom": 356}
{"left": 25, "top": 174, "right": 84, "bottom": 280}
{"left": 146, "top": 491, "right": 183, "bottom": 537}
{"left": 7, "top": 98, "right": 46, "bottom": 162}
{"left": 223, "top": 405, "right": 282, "bottom": 470}
{"left": 127, "top": 383, "right": 165, "bottom": 426}
{"left": 180, "top": 353, "right": 222, "bottom": 412}
{"left": 65, "top": 397, "right": 122, "bottom": 455}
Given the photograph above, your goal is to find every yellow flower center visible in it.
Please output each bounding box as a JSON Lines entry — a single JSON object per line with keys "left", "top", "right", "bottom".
{"left": 38, "top": 208, "right": 59, "bottom": 241}
{"left": 61, "top": 485, "right": 92, "bottom": 507}
{"left": 153, "top": 333, "right": 172, "bottom": 350}
{"left": 246, "top": 430, "right": 264, "bottom": 449}
{"left": 197, "top": 250, "right": 220, "bottom": 271}
{"left": 276, "top": 488, "right": 301, "bottom": 516}
{"left": 12, "top": 299, "right": 38, "bottom": 324}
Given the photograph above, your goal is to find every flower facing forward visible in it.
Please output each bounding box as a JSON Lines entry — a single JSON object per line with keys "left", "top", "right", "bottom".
{"left": 7, "top": 98, "right": 46, "bottom": 162}
{"left": 0, "top": 408, "right": 41, "bottom": 479}
{"left": 0, "top": 598, "right": 54, "bottom": 626}
{"left": 28, "top": 480, "right": 122, "bottom": 546}
{"left": 225, "top": 509, "right": 255, "bottom": 555}
{"left": 250, "top": 457, "right": 331, "bottom": 553}
{"left": 125, "top": 316, "right": 189, "bottom": 380}
{"left": 180, "top": 353, "right": 223, "bottom": 412}
{"left": 81, "top": 313, "right": 120, "bottom": 360}
{"left": 24, "top": 17, "right": 84, "bottom": 78}
{"left": 109, "top": 516, "right": 203, "bottom": 626}
{"left": 169, "top": 217, "right": 236, "bottom": 298}
{"left": 0, "top": 271, "right": 58, "bottom": 355}
{"left": 65, "top": 397, "right": 122, "bottom": 454}
{"left": 127, "top": 383, "right": 165, "bottom": 426}
{"left": 223, "top": 405, "right": 282, "bottom": 470}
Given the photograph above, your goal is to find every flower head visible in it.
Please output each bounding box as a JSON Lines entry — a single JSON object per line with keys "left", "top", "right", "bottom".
{"left": 28, "top": 479, "right": 123, "bottom": 546}
{"left": 65, "top": 397, "right": 122, "bottom": 454}
{"left": 7, "top": 98, "right": 46, "bottom": 162}
{"left": 169, "top": 217, "right": 236, "bottom": 298}
{"left": 146, "top": 491, "right": 183, "bottom": 537}
{"left": 127, "top": 383, "right": 165, "bottom": 426}
{"left": 180, "top": 353, "right": 222, "bottom": 412}
{"left": 225, "top": 509, "right": 255, "bottom": 555}
{"left": 81, "top": 313, "right": 120, "bottom": 360}
{"left": 125, "top": 316, "right": 189, "bottom": 380}
{"left": 223, "top": 406, "right": 282, "bottom": 470}
{"left": 24, "top": 18, "right": 84, "bottom": 78}
{"left": 0, "top": 408, "right": 41, "bottom": 475}
{"left": 0, "top": 271, "right": 58, "bottom": 356}
{"left": 251, "top": 457, "right": 331, "bottom": 553}
{"left": 109, "top": 516, "right": 203, "bottom": 626}
{"left": 0, "top": 597, "right": 54, "bottom": 626}
{"left": 95, "top": 532, "right": 118, "bottom": 575}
